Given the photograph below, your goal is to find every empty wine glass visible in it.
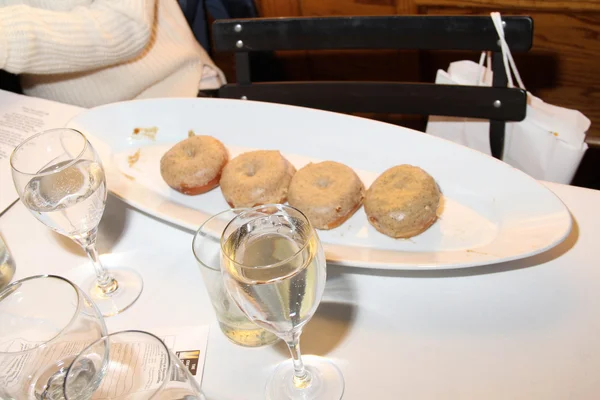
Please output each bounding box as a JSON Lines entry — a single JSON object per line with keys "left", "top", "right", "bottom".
{"left": 64, "top": 330, "right": 206, "bottom": 400}
{"left": 221, "top": 204, "right": 344, "bottom": 400}
{"left": 0, "top": 275, "right": 107, "bottom": 400}
{"left": 10, "top": 128, "right": 143, "bottom": 316}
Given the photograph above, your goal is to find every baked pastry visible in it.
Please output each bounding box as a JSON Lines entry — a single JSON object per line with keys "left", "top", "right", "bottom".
{"left": 219, "top": 150, "right": 296, "bottom": 207}
{"left": 160, "top": 135, "right": 228, "bottom": 195}
{"left": 288, "top": 161, "right": 365, "bottom": 230}
{"left": 364, "top": 165, "right": 441, "bottom": 238}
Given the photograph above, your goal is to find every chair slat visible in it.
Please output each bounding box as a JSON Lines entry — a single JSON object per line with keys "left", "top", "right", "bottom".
{"left": 213, "top": 16, "right": 533, "bottom": 52}
{"left": 219, "top": 82, "right": 527, "bottom": 121}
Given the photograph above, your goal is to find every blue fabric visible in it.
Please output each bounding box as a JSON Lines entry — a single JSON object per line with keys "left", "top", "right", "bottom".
{"left": 178, "top": 0, "right": 258, "bottom": 53}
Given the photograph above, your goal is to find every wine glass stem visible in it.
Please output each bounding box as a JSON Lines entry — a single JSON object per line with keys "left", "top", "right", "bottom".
{"left": 285, "top": 331, "right": 312, "bottom": 389}
{"left": 75, "top": 230, "right": 118, "bottom": 295}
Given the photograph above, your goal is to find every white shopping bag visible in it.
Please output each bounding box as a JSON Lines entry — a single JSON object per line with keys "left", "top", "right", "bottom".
{"left": 426, "top": 12, "right": 590, "bottom": 184}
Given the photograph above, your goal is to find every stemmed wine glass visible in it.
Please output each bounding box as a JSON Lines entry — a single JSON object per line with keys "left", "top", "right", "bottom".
{"left": 10, "top": 128, "right": 143, "bottom": 316}
{"left": 221, "top": 204, "right": 344, "bottom": 400}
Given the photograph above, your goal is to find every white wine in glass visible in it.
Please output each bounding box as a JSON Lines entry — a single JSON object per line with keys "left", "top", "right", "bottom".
{"left": 221, "top": 204, "right": 344, "bottom": 400}
{"left": 10, "top": 128, "right": 143, "bottom": 317}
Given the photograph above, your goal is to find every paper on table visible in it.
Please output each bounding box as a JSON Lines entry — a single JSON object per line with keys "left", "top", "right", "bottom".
{"left": 0, "top": 89, "right": 84, "bottom": 214}
{"left": 169, "top": 325, "right": 210, "bottom": 384}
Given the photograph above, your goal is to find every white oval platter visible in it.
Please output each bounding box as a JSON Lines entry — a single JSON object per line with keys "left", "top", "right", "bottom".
{"left": 67, "top": 98, "right": 572, "bottom": 270}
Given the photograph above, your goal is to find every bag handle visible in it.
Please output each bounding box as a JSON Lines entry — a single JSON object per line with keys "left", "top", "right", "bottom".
{"left": 491, "top": 12, "right": 526, "bottom": 89}
{"left": 477, "top": 12, "right": 526, "bottom": 90}
{"left": 477, "top": 51, "right": 492, "bottom": 86}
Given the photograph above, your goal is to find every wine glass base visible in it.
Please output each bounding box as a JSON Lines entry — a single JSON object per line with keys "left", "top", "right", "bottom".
{"left": 266, "top": 355, "right": 345, "bottom": 400}
{"left": 83, "top": 268, "right": 143, "bottom": 317}
{"left": 32, "top": 357, "right": 76, "bottom": 400}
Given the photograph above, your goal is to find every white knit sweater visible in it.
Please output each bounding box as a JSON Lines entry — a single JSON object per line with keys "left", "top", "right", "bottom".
{"left": 0, "top": 0, "right": 225, "bottom": 107}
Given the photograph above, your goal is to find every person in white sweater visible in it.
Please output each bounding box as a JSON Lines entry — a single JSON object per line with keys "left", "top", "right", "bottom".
{"left": 0, "top": 0, "right": 226, "bottom": 108}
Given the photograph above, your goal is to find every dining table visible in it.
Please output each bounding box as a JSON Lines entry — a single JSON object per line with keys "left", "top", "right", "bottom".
{"left": 1, "top": 175, "right": 600, "bottom": 399}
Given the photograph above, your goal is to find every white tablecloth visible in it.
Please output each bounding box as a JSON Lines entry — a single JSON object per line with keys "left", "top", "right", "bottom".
{"left": 1, "top": 182, "right": 599, "bottom": 400}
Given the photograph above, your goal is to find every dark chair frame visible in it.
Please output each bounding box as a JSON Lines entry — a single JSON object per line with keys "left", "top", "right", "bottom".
{"left": 211, "top": 16, "right": 534, "bottom": 159}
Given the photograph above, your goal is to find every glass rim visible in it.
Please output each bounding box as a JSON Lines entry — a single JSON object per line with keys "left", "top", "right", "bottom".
{"left": 63, "top": 330, "right": 174, "bottom": 400}
{"left": 220, "top": 204, "right": 316, "bottom": 271}
{"left": 192, "top": 208, "right": 248, "bottom": 272}
{"left": 9, "top": 128, "right": 89, "bottom": 176}
{"left": 0, "top": 275, "right": 86, "bottom": 355}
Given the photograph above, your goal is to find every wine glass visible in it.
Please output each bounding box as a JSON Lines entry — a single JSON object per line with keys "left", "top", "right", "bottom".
{"left": 10, "top": 128, "right": 143, "bottom": 317}
{"left": 64, "top": 330, "right": 206, "bottom": 400}
{"left": 220, "top": 204, "right": 345, "bottom": 400}
{"left": 0, "top": 275, "right": 107, "bottom": 400}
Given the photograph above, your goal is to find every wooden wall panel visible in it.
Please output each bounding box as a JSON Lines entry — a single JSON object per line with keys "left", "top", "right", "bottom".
{"left": 395, "top": 0, "right": 417, "bottom": 13}
{"left": 418, "top": 0, "right": 600, "bottom": 12}
{"left": 300, "top": 0, "right": 396, "bottom": 16}
{"left": 257, "top": 0, "right": 302, "bottom": 16}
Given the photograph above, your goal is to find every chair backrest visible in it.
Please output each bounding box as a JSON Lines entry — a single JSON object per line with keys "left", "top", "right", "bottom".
{"left": 212, "top": 16, "right": 534, "bottom": 159}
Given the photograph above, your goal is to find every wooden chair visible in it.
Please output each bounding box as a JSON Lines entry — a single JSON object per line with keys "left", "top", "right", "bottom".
{"left": 210, "top": 15, "right": 533, "bottom": 159}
